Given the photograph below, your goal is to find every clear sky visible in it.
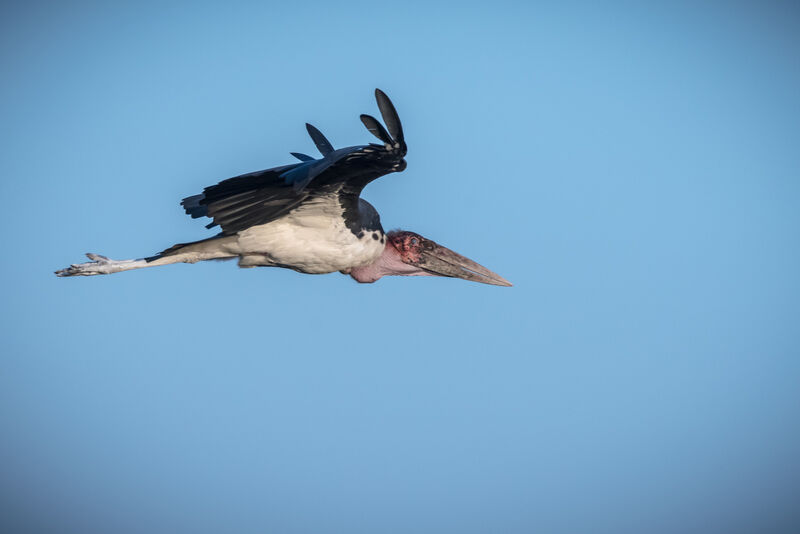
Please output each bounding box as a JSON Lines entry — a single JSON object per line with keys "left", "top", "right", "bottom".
{"left": 2, "top": 2, "right": 799, "bottom": 533}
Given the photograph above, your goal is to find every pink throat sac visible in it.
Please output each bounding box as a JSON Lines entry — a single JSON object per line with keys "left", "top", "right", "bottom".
{"left": 349, "top": 240, "right": 427, "bottom": 283}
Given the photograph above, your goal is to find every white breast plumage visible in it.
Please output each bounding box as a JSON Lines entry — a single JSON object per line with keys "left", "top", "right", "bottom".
{"left": 235, "top": 195, "right": 385, "bottom": 274}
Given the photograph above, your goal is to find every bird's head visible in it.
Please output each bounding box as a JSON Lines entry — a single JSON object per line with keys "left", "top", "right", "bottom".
{"left": 349, "top": 230, "right": 512, "bottom": 286}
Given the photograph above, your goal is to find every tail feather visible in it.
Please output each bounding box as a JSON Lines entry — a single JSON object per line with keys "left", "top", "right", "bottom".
{"left": 151, "top": 242, "right": 186, "bottom": 259}
{"left": 151, "top": 233, "right": 238, "bottom": 261}
{"left": 182, "top": 194, "right": 208, "bottom": 219}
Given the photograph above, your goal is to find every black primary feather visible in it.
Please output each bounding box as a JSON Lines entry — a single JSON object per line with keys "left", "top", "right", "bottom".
{"left": 291, "top": 152, "right": 315, "bottom": 162}
{"left": 375, "top": 89, "right": 404, "bottom": 149}
{"left": 305, "top": 123, "right": 334, "bottom": 156}
{"left": 360, "top": 114, "right": 394, "bottom": 145}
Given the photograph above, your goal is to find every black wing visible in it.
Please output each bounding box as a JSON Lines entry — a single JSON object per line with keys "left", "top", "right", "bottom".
{"left": 182, "top": 89, "right": 407, "bottom": 235}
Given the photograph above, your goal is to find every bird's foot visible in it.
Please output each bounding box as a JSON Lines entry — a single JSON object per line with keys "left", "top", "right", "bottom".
{"left": 55, "top": 253, "right": 138, "bottom": 277}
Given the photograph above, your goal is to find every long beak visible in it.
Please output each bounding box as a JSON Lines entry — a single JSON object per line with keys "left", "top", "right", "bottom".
{"left": 419, "top": 241, "right": 512, "bottom": 287}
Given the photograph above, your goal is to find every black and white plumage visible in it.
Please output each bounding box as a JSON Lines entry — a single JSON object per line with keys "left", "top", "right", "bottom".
{"left": 56, "top": 90, "right": 511, "bottom": 287}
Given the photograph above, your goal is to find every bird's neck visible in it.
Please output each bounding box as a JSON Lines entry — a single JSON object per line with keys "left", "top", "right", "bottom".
{"left": 349, "top": 243, "right": 427, "bottom": 283}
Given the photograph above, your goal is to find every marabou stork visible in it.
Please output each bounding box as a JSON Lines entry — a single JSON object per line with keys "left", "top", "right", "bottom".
{"left": 55, "top": 90, "right": 511, "bottom": 286}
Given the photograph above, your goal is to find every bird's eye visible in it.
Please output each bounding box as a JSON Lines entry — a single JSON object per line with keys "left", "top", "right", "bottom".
{"left": 410, "top": 238, "right": 418, "bottom": 246}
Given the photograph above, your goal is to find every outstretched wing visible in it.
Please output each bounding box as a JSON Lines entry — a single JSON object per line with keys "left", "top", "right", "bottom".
{"left": 182, "top": 89, "right": 407, "bottom": 235}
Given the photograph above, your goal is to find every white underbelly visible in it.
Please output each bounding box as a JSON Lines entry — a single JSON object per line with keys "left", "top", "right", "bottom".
{"left": 235, "top": 210, "right": 385, "bottom": 274}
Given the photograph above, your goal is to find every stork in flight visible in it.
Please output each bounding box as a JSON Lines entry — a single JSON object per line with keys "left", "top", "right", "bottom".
{"left": 56, "top": 90, "right": 511, "bottom": 286}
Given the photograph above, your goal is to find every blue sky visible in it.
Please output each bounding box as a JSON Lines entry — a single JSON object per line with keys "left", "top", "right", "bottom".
{"left": 2, "top": 2, "right": 799, "bottom": 533}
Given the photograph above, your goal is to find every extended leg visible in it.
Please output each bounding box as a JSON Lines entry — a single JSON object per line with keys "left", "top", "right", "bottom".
{"left": 55, "top": 236, "right": 240, "bottom": 277}
{"left": 56, "top": 253, "right": 151, "bottom": 276}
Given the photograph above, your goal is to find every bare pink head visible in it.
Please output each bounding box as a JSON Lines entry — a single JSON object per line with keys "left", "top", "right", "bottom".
{"left": 349, "top": 230, "right": 511, "bottom": 286}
